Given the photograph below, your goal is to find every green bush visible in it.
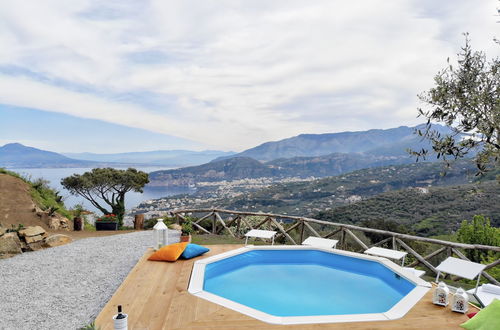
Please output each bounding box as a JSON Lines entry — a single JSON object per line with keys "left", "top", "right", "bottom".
{"left": 457, "top": 215, "right": 500, "bottom": 262}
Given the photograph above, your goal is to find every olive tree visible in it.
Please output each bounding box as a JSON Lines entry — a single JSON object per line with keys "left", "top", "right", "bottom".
{"left": 61, "top": 168, "right": 149, "bottom": 227}
{"left": 411, "top": 35, "right": 500, "bottom": 176}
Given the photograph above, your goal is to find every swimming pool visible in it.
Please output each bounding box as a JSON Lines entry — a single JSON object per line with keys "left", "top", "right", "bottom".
{"left": 188, "top": 246, "right": 431, "bottom": 324}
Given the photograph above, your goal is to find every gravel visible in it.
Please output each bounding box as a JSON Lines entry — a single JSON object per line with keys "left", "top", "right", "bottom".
{"left": 0, "top": 231, "right": 180, "bottom": 330}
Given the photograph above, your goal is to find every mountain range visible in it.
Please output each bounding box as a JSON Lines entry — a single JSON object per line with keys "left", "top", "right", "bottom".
{"left": 1, "top": 124, "right": 445, "bottom": 171}
{"left": 148, "top": 124, "right": 450, "bottom": 186}
{"left": 215, "top": 124, "right": 449, "bottom": 161}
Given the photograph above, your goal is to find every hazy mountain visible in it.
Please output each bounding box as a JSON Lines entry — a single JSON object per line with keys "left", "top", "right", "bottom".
{"left": 215, "top": 124, "right": 450, "bottom": 161}
{"left": 64, "top": 150, "right": 235, "bottom": 167}
{"left": 0, "top": 143, "right": 98, "bottom": 168}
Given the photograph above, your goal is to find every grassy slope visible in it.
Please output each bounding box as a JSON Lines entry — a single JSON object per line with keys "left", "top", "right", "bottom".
{"left": 0, "top": 168, "right": 72, "bottom": 219}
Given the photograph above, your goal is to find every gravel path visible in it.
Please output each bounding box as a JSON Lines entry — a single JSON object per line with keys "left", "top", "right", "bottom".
{"left": 0, "top": 231, "right": 180, "bottom": 330}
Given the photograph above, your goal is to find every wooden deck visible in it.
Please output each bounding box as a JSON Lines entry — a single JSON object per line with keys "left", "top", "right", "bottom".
{"left": 96, "top": 245, "right": 477, "bottom": 330}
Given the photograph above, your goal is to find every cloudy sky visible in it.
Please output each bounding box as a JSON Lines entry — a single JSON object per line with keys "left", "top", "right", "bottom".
{"left": 0, "top": 0, "right": 498, "bottom": 153}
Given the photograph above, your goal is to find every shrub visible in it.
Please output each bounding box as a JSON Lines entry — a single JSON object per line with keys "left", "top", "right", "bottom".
{"left": 457, "top": 215, "right": 500, "bottom": 262}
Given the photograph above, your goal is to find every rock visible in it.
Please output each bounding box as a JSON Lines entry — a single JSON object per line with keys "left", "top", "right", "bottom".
{"left": 169, "top": 224, "right": 182, "bottom": 231}
{"left": 20, "top": 240, "right": 29, "bottom": 252}
{"left": 25, "top": 241, "right": 44, "bottom": 251}
{"left": 0, "top": 232, "right": 22, "bottom": 255}
{"left": 18, "top": 226, "right": 46, "bottom": 237}
{"left": 43, "top": 234, "right": 73, "bottom": 248}
{"left": 0, "top": 227, "right": 6, "bottom": 237}
{"left": 47, "top": 216, "right": 70, "bottom": 231}
{"left": 24, "top": 234, "right": 44, "bottom": 244}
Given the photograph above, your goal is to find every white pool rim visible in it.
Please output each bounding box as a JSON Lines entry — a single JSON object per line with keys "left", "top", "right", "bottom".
{"left": 188, "top": 245, "right": 432, "bottom": 325}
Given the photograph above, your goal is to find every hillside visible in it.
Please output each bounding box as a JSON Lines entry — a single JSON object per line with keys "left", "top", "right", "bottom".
{"left": 149, "top": 157, "right": 276, "bottom": 186}
{"left": 0, "top": 170, "right": 73, "bottom": 231}
{"left": 315, "top": 180, "right": 500, "bottom": 236}
{"left": 0, "top": 143, "right": 98, "bottom": 168}
{"left": 148, "top": 152, "right": 421, "bottom": 186}
{"left": 217, "top": 160, "right": 477, "bottom": 215}
{"left": 139, "top": 160, "right": 481, "bottom": 224}
{"left": 216, "top": 124, "right": 450, "bottom": 161}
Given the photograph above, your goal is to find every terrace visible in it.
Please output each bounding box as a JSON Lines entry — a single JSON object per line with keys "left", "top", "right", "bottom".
{"left": 95, "top": 209, "right": 499, "bottom": 329}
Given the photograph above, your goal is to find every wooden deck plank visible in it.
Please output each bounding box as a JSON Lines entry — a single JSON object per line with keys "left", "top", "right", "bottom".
{"left": 96, "top": 245, "right": 476, "bottom": 330}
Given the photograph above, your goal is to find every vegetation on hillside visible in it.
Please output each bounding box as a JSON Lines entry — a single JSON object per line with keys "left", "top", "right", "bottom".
{"left": 315, "top": 181, "right": 500, "bottom": 236}
{"left": 181, "top": 160, "right": 476, "bottom": 215}
{"left": 0, "top": 168, "right": 72, "bottom": 219}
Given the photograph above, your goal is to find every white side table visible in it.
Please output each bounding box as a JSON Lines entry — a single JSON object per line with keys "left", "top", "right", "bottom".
{"left": 244, "top": 229, "right": 277, "bottom": 245}
{"left": 364, "top": 247, "right": 408, "bottom": 266}
{"left": 302, "top": 236, "right": 339, "bottom": 249}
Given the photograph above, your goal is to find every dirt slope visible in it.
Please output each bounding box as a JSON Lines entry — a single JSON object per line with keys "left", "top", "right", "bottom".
{"left": 0, "top": 173, "right": 140, "bottom": 240}
{"left": 0, "top": 173, "right": 52, "bottom": 230}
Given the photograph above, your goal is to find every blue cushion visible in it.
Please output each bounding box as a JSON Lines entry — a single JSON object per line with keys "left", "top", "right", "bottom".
{"left": 180, "top": 243, "right": 210, "bottom": 259}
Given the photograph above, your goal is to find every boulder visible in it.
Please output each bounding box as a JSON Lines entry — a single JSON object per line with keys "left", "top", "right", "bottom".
{"left": 0, "top": 232, "right": 22, "bottom": 255}
{"left": 18, "top": 226, "right": 46, "bottom": 238}
{"left": 47, "top": 216, "right": 70, "bottom": 231}
{"left": 24, "top": 234, "right": 44, "bottom": 244}
{"left": 43, "top": 234, "right": 73, "bottom": 248}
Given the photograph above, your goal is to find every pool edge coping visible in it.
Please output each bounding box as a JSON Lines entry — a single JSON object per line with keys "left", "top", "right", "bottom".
{"left": 188, "top": 245, "right": 431, "bottom": 325}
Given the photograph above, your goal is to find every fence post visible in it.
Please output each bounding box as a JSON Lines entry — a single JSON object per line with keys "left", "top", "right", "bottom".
{"left": 340, "top": 227, "right": 345, "bottom": 249}
{"left": 299, "top": 220, "right": 305, "bottom": 244}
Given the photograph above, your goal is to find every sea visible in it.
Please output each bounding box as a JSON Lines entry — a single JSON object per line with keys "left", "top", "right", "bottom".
{"left": 8, "top": 167, "right": 193, "bottom": 213}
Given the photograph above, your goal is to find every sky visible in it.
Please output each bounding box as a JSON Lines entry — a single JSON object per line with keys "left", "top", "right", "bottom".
{"left": 0, "top": 0, "right": 498, "bottom": 153}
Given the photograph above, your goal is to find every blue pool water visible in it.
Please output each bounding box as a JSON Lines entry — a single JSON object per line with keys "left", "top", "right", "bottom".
{"left": 204, "top": 250, "right": 415, "bottom": 317}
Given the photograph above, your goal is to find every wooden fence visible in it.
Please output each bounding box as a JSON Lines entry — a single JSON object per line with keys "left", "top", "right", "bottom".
{"left": 171, "top": 208, "right": 500, "bottom": 285}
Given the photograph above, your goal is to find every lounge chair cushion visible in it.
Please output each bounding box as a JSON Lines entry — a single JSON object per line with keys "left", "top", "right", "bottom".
{"left": 148, "top": 242, "right": 189, "bottom": 262}
{"left": 481, "top": 284, "right": 500, "bottom": 295}
{"left": 180, "top": 243, "right": 210, "bottom": 259}
{"left": 461, "top": 298, "right": 500, "bottom": 330}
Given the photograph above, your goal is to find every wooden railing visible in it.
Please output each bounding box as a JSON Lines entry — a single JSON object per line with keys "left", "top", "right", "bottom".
{"left": 170, "top": 208, "right": 500, "bottom": 285}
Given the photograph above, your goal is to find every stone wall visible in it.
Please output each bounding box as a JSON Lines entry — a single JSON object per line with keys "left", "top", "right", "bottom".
{"left": 0, "top": 225, "right": 72, "bottom": 259}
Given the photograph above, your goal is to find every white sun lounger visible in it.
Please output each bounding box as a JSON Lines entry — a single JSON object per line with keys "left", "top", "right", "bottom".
{"left": 301, "top": 236, "right": 339, "bottom": 249}
{"left": 467, "top": 284, "right": 500, "bottom": 307}
{"left": 244, "top": 229, "right": 277, "bottom": 245}
{"left": 364, "top": 247, "right": 408, "bottom": 266}
{"left": 435, "top": 257, "right": 487, "bottom": 294}
{"left": 403, "top": 267, "right": 426, "bottom": 278}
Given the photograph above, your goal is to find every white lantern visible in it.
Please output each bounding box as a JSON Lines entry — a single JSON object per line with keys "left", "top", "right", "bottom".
{"left": 433, "top": 281, "right": 450, "bottom": 306}
{"left": 153, "top": 219, "right": 169, "bottom": 250}
{"left": 451, "top": 287, "right": 469, "bottom": 313}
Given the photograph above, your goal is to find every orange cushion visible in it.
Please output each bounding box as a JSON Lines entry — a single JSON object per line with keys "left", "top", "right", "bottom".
{"left": 148, "top": 242, "right": 189, "bottom": 262}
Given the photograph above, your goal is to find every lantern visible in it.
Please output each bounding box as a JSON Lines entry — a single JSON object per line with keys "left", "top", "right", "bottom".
{"left": 153, "top": 219, "right": 169, "bottom": 250}
{"left": 451, "top": 288, "right": 469, "bottom": 313}
{"left": 433, "top": 281, "right": 450, "bottom": 306}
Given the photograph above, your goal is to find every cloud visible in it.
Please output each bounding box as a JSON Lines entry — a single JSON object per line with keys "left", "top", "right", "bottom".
{"left": 0, "top": 0, "right": 497, "bottom": 150}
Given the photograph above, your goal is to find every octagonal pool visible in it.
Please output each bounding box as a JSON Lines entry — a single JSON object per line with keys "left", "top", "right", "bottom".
{"left": 188, "top": 246, "right": 431, "bottom": 324}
